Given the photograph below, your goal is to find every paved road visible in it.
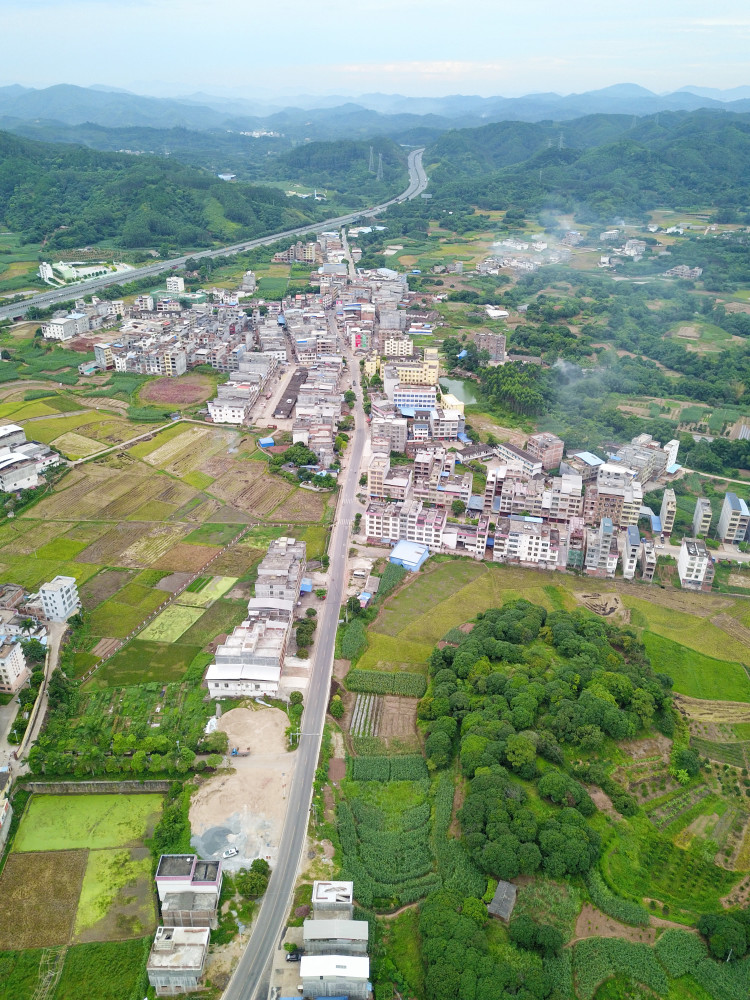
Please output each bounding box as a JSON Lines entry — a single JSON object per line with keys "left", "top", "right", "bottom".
{"left": 222, "top": 357, "right": 367, "bottom": 1000}
{"left": 0, "top": 149, "right": 427, "bottom": 322}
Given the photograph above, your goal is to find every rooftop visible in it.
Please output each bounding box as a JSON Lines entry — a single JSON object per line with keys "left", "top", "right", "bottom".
{"left": 312, "top": 880, "right": 354, "bottom": 905}
{"left": 300, "top": 955, "right": 370, "bottom": 979}
{"left": 488, "top": 880, "right": 517, "bottom": 921}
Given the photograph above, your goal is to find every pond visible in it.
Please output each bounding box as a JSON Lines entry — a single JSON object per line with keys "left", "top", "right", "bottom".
{"left": 439, "top": 377, "right": 479, "bottom": 404}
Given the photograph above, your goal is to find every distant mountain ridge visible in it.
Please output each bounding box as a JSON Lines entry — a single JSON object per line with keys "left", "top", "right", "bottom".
{"left": 3, "top": 82, "right": 750, "bottom": 135}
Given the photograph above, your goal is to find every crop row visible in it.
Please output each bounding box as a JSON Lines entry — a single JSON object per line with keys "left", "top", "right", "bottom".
{"left": 346, "top": 669, "right": 427, "bottom": 698}
{"left": 649, "top": 784, "right": 711, "bottom": 829}
{"left": 350, "top": 694, "right": 383, "bottom": 739}
{"left": 347, "top": 755, "right": 429, "bottom": 782}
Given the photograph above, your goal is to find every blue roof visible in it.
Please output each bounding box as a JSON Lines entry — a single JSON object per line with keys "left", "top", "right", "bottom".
{"left": 651, "top": 515, "right": 662, "bottom": 532}
{"left": 457, "top": 432, "right": 472, "bottom": 443}
{"left": 391, "top": 540, "right": 429, "bottom": 562}
{"left": 727, "top": 492, "right": 750, "bottom": 515}
{"left": 666, "top": 463, "right": 682, "bottom": 474}
{"left": 627, "top": 525, "right": 641, "bottom": 545}
{"left": 258, "top": 437, "right": 275, "bottom": 447}
{"left": 467, "top": 495, "right": 485, "bottom": 512}
{"left": 457, "top": 349, "right": 468, "bottom": 359}
{"left": 398, "top": 406, "right": 415, "bottom": 417}
{"left": 574, "top": 451, "right": 604, "bottom": 466}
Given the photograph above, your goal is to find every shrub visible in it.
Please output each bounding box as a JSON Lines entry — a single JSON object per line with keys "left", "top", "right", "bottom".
{"left": 585, "top": 870, "right": 650, "bottom": 927}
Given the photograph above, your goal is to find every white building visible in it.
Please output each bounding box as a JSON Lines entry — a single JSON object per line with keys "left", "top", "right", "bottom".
{"left": 147, "top": 926, "right": 210, "bottom": 996}
{"left": 584, "top": 518, "right": 619, "bottom": 578}
{"left": 692, "top": 497, "right": 712, "bottom": 537}
{"left": 41, "top": 314, "right": 88, "bottom": 341}
{"left": 0, "top": 641, "right": 29, "bottom": 694}
{"left": 677, "top": 537, "right": 715, "bottom": 591}
{"left": 205, "top": 615, "right": 291, "bottom": 698}
{"left": 621, "top": 525, "right": 641, "bottom": 580}
{"left": 660, "top": 489, "right": 677, "bottom": 535}
{"left": 166, "top": 276, "right": 185, "bottom": 295}
{"left": 300, "top": 955, "right": 370, "bottom": 999}
{"left": 492, "top": 516, "right": 562, "bottom": 570}
{"left": 39, "top": 575, "right": 80, "bottom": 621}
{"left": 38, "top": 261, "right": 54, "bottom": 282}
{"left": 718, "top": 492, "right": 750, "bottom": 544}
{"left": 494, "top": 442, "right": 543, "bottom": 477}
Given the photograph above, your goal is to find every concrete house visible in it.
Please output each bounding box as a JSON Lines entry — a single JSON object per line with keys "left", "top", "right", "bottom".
{"left": 147, "top": 926, "right": 210, "bottom": 995}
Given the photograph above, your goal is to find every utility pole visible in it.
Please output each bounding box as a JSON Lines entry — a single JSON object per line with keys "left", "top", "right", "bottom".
{"left": 368, "top": 146, "right": 374, "bottom": 173}
{"left": 376, "top": 153, "right": 383, "bottom": 182}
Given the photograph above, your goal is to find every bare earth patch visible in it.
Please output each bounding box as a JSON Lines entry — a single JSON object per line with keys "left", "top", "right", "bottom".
{"left": 91, "top": 638, "right": 120, "bottom": 659}
{"left": 155, "top": 572, "right": 193, "bottom": 593}
{"left": 378, "top": 695, "right": 420, "bottom": 748}
{"left": 140, "top": 375, "right": 214, "bottom": 405}
{"left": 675, "top": 694, "right": 750, "bottom": 724}
{"left": 577, "top": 592, "right": 628, "bottom": 621}
{"left": 620, "top": 734, "right": 673, "bottom": 760}
{"left": 190, "top": 706, "right": 295, "bottom": 869}
{"left": 570, "top": 904, "right": 657, "bottom": 946}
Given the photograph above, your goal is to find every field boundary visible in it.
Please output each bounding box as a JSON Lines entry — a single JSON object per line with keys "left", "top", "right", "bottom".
{"left": 18, "top": 780, "right": 172, "bottom": 794}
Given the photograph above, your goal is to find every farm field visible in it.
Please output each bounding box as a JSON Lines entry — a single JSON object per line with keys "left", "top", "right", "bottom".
{"left": 83, "top": 640, "right": 204, "bottom": 687}
{"left": 139, "top": 604, "right": 204, "bottom": 642}
{"left": 13, "top": 794, "right": 162, "bottom": 852}
{"left": 643, "top": 633, "right": 750, "bottom": 702}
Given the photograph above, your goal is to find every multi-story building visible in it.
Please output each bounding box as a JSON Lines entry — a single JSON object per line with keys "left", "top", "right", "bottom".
{"left": 718, "top": 492, "right": 750, "bottom": 544}
{"left": 484, "top": 469, "right": 583, "bottom": 523}
{"left": 692, "top": 497, "right": 712, "bottom": 537}
{"left": 526, "top": 433, "right": 564, "bottom": 471}
{"left": 41, "top": 313, "right": 89, "bottom": 341}
{"left": 0, "top": 640, "right": 29, "bottom": 694}
{"left": 392, "top": 384, "right": 438, "bottom": 411}
{"left": 0, "top": 451, "right": 38, "bottom": 491}
{"left": 94, "top": 342, "right": 115, "bottom": 370}
{"left": 584, "top": 465, "right": 642, "bottom": 527}
{"left": 429, "top": 408, "right": 465, "bottom": 441}
{"left": 205, "top": 614, "right": 292, "bottom": 698}
{"left": 494, "top": 442, "right": 543, "bottom": 477}
{"left": 364, "top": 499, "right": 447, "bottom": 550}
{"left": 254, "top": 538, "right": 306, "bottom": 603}
{"left": 147, "top": 926, "right": 210, "bottom": 996}
{"left": 474, "top": 330, "right": 506, "bottom": 363}
{"left": 640, "top": 539, "right": 657, "bottom": 582}
{"left": 312, "top": 880, "right": 354, "bottom": 919}
{"left": 370, "top": 416, "right": 408, "bottom": 453}
{"left": 560, "top": 451, "right": 604, "bottom": 484}
{"left": 367, "top": 453, "right": 390, "bottom": 498}
{"left": 621, "top": 525, "right": 641, "bottom": 580}
{"left": 493, "top": 516, "right": 562, "bottom": 570}
{"left": 584, "top": 518, "right": 619, "bottom": 577}
{"left": 382, "top": 336, "right": 413, "bottom": 357}
{"left": 155, "top": 855, "right": 223, "bottom": 930}
{"left": 300, "top": 955, "right": 370, "bottom": 999}
{"left": 303, "top": 919, "right": 369, "bottom": 956}
{"left": 39, "top": 576, "right": 80, "bottom": 621}
{"left": 660, "top": 489, "right": 677, "bottom": 535}
{"left": 677, "top": 538, "right": 715, "bottom": 592}
{"left": 166, "top": 276, "right": 185, "bottom": 295}
{"left": 566, "top": 520, "right": 585, "bottom": 570}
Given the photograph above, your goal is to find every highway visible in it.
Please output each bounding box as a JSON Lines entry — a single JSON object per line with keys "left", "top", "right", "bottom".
{"left": 220, "top": 157, "right": 425, "bottom": 1000}
{"left": 0, "top": 148, "right": 427, "bottom": 322}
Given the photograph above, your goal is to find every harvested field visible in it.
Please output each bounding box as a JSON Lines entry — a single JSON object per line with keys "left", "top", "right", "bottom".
{"left": 271, "top": 488, "right": 326, "bottom": 522}
{"left": 0, "top": 850, "right": 88, "bottom": 950}
{"left": 210, "top": 545, "right": 263, "bottom": 577}
{"left": 129, "top": 500, "right": 178, "bottom": 521}
{"left": 140, "top": 375, "right": 214, "bottom": 405}
{"left": 91, "top": 638, "right": 121, "bottom": 659}
{"left": 155, "top": 571, "right": 193, "bottom": 593}
{"left": 211, "top": 466, "right": 291, "bottom": 515}
{"left": 77, "top": 523, "right": 152, "bottom": 565}
{"left": 53, "top": 431, "right": 102, "bottom": 458}
{"left": 675, "top": 694, "right": 750, "bottom": 724}
{"left": 571, "top": 904, "right": 657, "bottom": 945}
{"left": 177, "top": 576, "right": 236, "bottom": 608}
{"left": 153, "top": 541, "right": 221, "bottom": 572}
{"left": 142, "top": 425, "right": 211, "bottom": 467}
{"left": 119, "top": 524, "right": 188, "bottom": 568}
{"left": 79, "top": 570, "right": 133, "bottom": 611}
{"left": 713, "top": 613, "right": 750, "bottom": 646}
{"left": 377, "top": 695, "right": 419, "bottom": 746}
{"left": 178, "top": 599, "right": 247, "bottom": 648}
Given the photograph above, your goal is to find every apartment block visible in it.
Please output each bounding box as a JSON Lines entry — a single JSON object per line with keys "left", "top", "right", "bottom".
{"left": 584, "top": 518, "right": 619, "bottom": 578}
{"left": 494, "top": 442, "right": 543, "bottom": 477}
{"left": 659, "top": 489, "right": 677, "bottom": 535}
{"left": 692, "top": 497, "right": 712, "bottom": 537}
{"left": 39, "top": 575, "right": 80, "bottom": 621}
{"left": 392, "top": 384, "right": 438, "bottom": 411}
{"left": 370, "top": 416, "right": 408, "bottom": 452}
{"left": 677, "top": 538, "right": 715, "bottom": 592}
{"left": 493, "top": 516, "right": 562, "bottom": 570}
{"left": 640, "top": 539, "right": 657, "bottom": 582}
{"left": 0, "top": 641, "right": 29, "bottom": 694}
{"left": 526, "top": 432, "right": 564, "bottom": 471}
{"left": 621, "top": 525, "right": 641, "bottom": 580}
{"left": 718, "top": 492, "right": 750, "bottom": 543}
{"left": 474, "top": 330, "right": 506, "bottom": 363}
{"left": 254, "top": 537, "right": 306, "bottom": 602}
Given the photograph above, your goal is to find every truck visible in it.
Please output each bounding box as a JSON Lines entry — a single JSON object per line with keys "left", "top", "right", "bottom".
{"left": 231, "top": 747, "right": 251, "bottom": 757}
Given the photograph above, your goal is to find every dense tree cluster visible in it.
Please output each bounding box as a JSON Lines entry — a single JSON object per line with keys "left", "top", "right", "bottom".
{"left": 418, "top": 600, "right": 671, "bottom": 884}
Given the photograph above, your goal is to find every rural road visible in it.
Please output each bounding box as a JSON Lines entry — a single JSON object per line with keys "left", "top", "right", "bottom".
{"left": 0, "top": 149, "right": 427, "bottom": 322}
{"left": 221, "top": 361, "right": 367, "bottom": 1000}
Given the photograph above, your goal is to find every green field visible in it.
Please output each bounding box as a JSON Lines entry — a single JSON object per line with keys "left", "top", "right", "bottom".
{"left": 54, "top": 938, "right": 150, "bottom": 1000}
{"left": 356, "top": 632, "right": 433, "bottom": 674}
{"left": 185, "top": 522, "right": 243, "bottom": 546}
{"left": 176, "top": 575, "right": 237, "bottom": 607}
{"left": 83, "top": 641, "right": 203, "bottom": 688}
{"left": 643, "top": 633, "right": 750, "bottom": 701}
{"left": 74, "top": 849, "right": 155, "bottom": 940}
{"left": 127, "top": 422, "right": 194, "bottom": 459}
{"left": 88, "top": 585, "right": 167, "bottom": 638}
{"left": 624, "top": 596, "right": 750, "bottom": 662}
{"left": 139, "top": 604, "right": 204, "bottom": 642}
{"left": 13, "top": 794, "right": 163, "bottom": 853}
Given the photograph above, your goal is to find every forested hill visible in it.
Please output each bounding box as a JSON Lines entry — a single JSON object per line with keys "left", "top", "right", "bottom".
{"left": 0, "top": 131, "right": 323, "bottom": 250}
{"left": 425, "top": 110, "right": 750, "bottom": 220}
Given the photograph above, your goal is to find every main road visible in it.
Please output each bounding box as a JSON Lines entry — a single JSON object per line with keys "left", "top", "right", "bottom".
{"left": 0, "top": 148, "right": 427, "bottom": 322}
{"left": 221, "top": 160, "right": 425, "bottom": 1000}
{"left": 222, "top": 363, "right": 367, "bottom": 1000}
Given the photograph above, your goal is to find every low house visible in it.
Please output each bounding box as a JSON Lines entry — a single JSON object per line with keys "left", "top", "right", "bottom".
{"left": 389, "top": 539, "right": 429, "bottom": 572}
{"left": 303, "top": 918, "right": 369, "bottom": 955}
{"left": 155, "top": 855, "right": 222, "bottom": 929}
{"left": 488, "top": 880, "right": 517, "bottom": 922}
{"left": 299, "top": 954, "right": 370, "bottom": 1000}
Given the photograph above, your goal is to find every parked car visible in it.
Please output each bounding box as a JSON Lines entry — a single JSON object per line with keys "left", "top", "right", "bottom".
{"left": 222, "top": 847, "right": 239, "bottom": 859}
{"left": 286, "top": 951, "right": 302, "bottom": 962}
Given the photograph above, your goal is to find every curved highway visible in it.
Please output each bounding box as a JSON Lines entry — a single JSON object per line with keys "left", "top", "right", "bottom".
{"left": 0, "top": 149, "right": 427, "bottom": 322}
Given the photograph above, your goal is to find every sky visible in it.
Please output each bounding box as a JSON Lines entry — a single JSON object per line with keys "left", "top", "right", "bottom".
{"left": 3, "top": 0, "right": 750, "bottom": 99}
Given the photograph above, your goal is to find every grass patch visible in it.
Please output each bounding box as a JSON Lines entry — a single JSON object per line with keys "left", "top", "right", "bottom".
{"left": 139, "top": 605, "right": 204, "bottom": 642}
{"left": 0, "top": 949, "right": 45, "bottom": 1000}
{"left": 185, "top": 522, "right": 243, "bottom": 546}
{"left": 178, "top": 598, "right": 248, "bottom": 647}
{"left": 182, "top": 470, "right": 214, "bottom": 489}
{"left": 34, "top": 538, "right": 89, "bottom": 561}
{"left": 54, "top": 938, "right": 150, "bottom": 1000}
{"left": 13, "top": 794, "right": 163, "bottom": 852}
{"left": 357, "top": 633, "right": 433, "bottom": 675}
{"left": 177, "top": 575, "right": 237, "bottom": 607}
{"left": 623, "top": 596, "right": 750, "bottom": 661}
{"left": 127, "top": 422, "right": 192, "bottom": 459}
{"left": 84, "top": 640, "right": 202, "bottom": 687}
{"left": 643, "top": 633, "right": 750, "bottom": 701}
{"left": 295, "top": 523, "right": 328, "bottom": 560}
{"left": 381, "top": 908, "right": 424, "bottom": 998}
{"left": 88, "top": 585, "right": 166, "bottom": 638}
{"left": 74, "top": 848, "right": 155, "bottom": 940}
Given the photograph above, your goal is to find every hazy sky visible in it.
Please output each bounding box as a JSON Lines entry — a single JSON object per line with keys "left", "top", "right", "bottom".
{"left": 4, "top": 0, "right": 750, "bottom": 98}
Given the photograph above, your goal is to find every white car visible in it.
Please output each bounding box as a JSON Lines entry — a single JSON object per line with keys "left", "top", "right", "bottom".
{"left": 222, "top": 847, "right": 239, "bottom": 859}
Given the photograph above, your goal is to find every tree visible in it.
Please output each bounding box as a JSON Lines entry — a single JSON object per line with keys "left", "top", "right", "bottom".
{"left": 21, "top": 637, "right": 47, "bottom": 663}
{"left": 306, "top": 607, "right": 317, "bottom": 618}
{"left": 329, "top": 695, "right": 344, "bottom": 719}
{"left": 699, "top": 913, "right": 747, "bottom": 960}
{"left": 236, "top": 868, "right": 269, "bottom": 897}
{"left": 250, "top": 858, "right": 271, "bottom": 877}
{"left": 504, "top": 733, "right": 536, "bottom": 776}
{"left": 290, "top": 691, "right": 304, "bottom": 706}
{"left": 206, "top": 754, "right": 223, "bottom": 770}
{"left": 451, "top": 499, "right": 467, "bottom": 516}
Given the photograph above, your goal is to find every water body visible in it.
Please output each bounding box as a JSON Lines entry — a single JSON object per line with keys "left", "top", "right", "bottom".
{"left": 439, "top": 377, "right": 479, "bottom": 404}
